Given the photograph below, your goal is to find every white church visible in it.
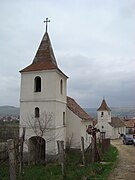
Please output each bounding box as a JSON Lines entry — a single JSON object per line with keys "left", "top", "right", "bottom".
{"left": 19, "top": 23, "right": 93, "bottom": 162}
{"left": 96, "top": 99, "right": 126, "bottom": 139}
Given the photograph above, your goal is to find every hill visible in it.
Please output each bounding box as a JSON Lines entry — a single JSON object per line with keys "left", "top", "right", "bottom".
{"left": 0, "top": 106, "right": 135, "bottom": 119}
{"left": 0, "top": 106, "right": 19, "bottom": 116}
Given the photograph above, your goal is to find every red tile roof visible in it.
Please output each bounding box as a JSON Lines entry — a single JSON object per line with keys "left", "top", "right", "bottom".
{"left": 67, "top": 96, "right": 93, "bottom": 121}
{"left": 124, "top": 119, "right": 135, "bottom": 128}
{"left": 109, "top": 117, "right": 125, "bottom": 127}
{"left": 20, "top": 32, "right": 68, "bottom": 78}
{"left": 97, "top": 99, "right": 111, "bottom": 111}
{"left": 20, "top": 61, "right": 57, "bottom": 72}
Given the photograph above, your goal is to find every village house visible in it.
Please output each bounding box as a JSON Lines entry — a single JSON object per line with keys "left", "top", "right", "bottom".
{"left": 96, "top": 99, "right": 126, "bottom": 139}
{"left": 124, "top": 118, "right": 135, "bottom": 134}
{"left": 19, "top": 21, "right": 93, "bottom": 162}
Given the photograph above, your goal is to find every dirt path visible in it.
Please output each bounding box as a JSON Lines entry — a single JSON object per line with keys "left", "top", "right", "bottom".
{"left": 107, "top": 139, "right": 135, "bottom": 180}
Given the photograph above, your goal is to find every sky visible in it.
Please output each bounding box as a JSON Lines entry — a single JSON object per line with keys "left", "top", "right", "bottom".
{"left": 0, "top": 0, "right": 135, "bottom": 108}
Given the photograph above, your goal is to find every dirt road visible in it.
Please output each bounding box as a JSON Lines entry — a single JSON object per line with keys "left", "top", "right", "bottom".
{"left": 108, "top": 139, "right": 135, "bottom": 180}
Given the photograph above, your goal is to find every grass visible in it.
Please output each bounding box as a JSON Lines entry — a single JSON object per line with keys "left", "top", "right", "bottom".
{"left": 0, "top": 145, "right": 118, "bottom": 180}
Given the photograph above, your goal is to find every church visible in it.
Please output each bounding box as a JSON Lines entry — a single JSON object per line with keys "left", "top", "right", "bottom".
{"left": 96, "top": 99, "right": 126, "bottom": 139}
{"left": 19, "top": 20, "right": 93, "bottom": 162}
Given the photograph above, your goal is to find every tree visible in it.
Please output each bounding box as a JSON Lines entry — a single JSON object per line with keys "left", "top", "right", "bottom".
{"left": 24, "top": 111, "right": 60, "bottom": 164}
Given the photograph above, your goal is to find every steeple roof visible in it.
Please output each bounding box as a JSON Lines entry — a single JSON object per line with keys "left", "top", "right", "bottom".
{"left": 97, "top": 99, "right": 111, "bottom": 111}
{"left": 33, "top": 32, "right": 57, "bottom": 65}
{"left": 20, "top": 32, "right": 66, "bottom": 75}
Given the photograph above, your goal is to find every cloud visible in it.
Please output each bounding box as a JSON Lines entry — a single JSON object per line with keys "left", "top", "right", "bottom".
{"left": 0, "top": 0, "right": 134, "bottom": 107}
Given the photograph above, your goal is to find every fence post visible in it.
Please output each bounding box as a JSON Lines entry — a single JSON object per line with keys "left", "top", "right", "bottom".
{"left": 19, "top": 127, "right": 26, "bottom": 174}
{"left": 81, "top": 136, "right": 85, "bottom": 165}
{"left": 57, "top": 140, "right": 65, "bottom": 179}
{"left": 7, "top": 139, "right": 16, "bottom": 180}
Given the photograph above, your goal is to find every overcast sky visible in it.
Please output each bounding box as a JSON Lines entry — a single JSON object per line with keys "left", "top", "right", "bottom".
{"left": 0, "top": 0, "right": 135, "bottom": 108}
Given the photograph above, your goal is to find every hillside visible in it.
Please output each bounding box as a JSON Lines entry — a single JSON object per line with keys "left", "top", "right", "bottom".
{"left": 0, "top": 106, "right": 19, "bottom": 116}
{"left": 0, "top": 106, "right": 135, "bottom": 119}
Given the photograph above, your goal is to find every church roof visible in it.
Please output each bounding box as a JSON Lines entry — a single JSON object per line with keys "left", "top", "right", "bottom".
{"left": 108, "top": 117, "right": 125, "bottom": 128}
{"left": 20, "top": 32, "right": 67, "bottom": 78}
{"left": 67, "top": 96, "right": 93, "bottom": 121}
{"left": 97, "top": 99, "right": 111, "bottom": 111}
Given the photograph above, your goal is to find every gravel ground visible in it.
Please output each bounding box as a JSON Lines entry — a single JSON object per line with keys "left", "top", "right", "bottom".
{"left": 107, "top": 139, "right": 135, "bottom": 180}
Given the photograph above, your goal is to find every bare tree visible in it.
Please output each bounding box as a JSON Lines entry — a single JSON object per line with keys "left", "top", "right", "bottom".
{"left": 27, "top": 111, "right": 54, "bottom": 138}
{"left": 23, "top": 111, "right": 61, "bottom": 164}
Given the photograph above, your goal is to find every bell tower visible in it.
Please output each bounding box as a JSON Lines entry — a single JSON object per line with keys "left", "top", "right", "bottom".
{"left": 20, "top": 20, "right": 68, "bottom": 156}
{"left": 97, "top": 99, "right": 111, "bottom": 134}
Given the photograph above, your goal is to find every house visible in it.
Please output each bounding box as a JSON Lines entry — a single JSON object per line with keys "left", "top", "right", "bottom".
{"left": 19, "top": 23, "right": 92, "bottom": 162}
{"left": 96, "top": 99, "right": 126, "bottom": 139}
{"left": 124, "top": 118, "right": 135, "bottom": 134}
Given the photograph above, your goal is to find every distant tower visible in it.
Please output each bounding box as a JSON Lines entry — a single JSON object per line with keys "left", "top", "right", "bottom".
{"left": 20, "top": 19, "right": 68, "bottom": 162}
{"left": 97, "top": 99, "right": 111, "bottom": 136}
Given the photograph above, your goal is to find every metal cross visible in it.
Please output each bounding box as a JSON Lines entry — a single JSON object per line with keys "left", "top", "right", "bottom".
{"left": 44, "top": 18, "right": 50, "bottom": 32}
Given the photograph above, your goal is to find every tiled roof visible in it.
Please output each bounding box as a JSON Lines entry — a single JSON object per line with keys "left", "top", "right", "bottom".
{"left": 20, "top": 32, "right": 63, "bottom": 74}
{"left": 20, "top": 61, "right": 57, "bottom": 72}
{"left": 124, "top": 119, "right": 135, "bottom": 128}
{"left": 67, "top": 96, "right": 93, "bottom": 121}
{"left": 32, "top": 32, "right": 57, "bottom": 65}
{"left": 108, "top": 117, "right": 125, "bottom": 128}
{"left": 97, "top": 99, "right": 111, "bottom": 111}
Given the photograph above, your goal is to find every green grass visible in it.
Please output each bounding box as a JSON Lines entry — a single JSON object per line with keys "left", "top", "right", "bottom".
{"left": 102, "top": 145, "right": 118, "bottom": 162}
{"left": 0, "top": 164, "right": 10, "bottom": 180}
{"left": 0, "top": 145, "right": 118, "bottom": 180}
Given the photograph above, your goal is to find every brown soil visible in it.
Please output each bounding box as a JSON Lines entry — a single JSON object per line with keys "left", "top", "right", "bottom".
{"left": 107, "top": 139, "right": 135, "bottom": 180}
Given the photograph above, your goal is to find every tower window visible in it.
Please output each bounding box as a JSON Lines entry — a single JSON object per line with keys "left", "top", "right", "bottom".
{"left": 101, "top": 112, "right": 104, "bottom": 117}
{"left": 34, "top": 76, "right": 41, "bottom": 92}
{"left": 63, "top": 112, "right": 65, "bottom": 126}
{"left": 35, "top": 107, "right": 40, "bottom": 118}
{"left": 60, "top": 79, "right": 63, "bottom": 94}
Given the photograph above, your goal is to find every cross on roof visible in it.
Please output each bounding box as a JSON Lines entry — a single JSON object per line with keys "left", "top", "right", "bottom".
{"left": 44, "top": 18, "right": 50, "bottom": 32}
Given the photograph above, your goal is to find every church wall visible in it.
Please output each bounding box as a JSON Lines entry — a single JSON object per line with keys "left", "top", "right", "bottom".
{"left": 20, "top": 70, "right": 67, "bottom": 102}
{"left": 20, "top": 69, "right": 67, "bottom": 155}
{"left": 97, "top": 110, "right": 111, "bottom": 123}
{"left": 66, "top": 108, "right": 81, "bottom": 149}
{"left": 81, "top": 121, "right": 92, "bottom": 149}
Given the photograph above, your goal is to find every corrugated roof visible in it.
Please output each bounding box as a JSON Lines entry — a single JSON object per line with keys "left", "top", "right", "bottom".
{"left": 67, "top": 96, "right": 93, "bottom": 121}
{"left": 109, "top": 117, "right": 125, "bottom": 128}
{"left": 97, "top": 99, "right": 111, "bottom": 111}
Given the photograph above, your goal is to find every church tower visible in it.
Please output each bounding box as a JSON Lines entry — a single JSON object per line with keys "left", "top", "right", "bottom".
{"left": 97, "top": 99, "right": 111, "bottom": 135}
{"left": 20, "top": 19, "right": 68, "bottom": 158}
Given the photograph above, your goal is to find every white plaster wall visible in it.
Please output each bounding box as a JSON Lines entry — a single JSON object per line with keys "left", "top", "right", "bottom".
{"left": 66, "top": 108, "right": 81, "bottom": 149}
{"left": 20, "top": 126, "right": 57, "bottom": 154}
{"left": 97, "top": 110, "right": 112, "bottom": 138}
{"left": 66, "top": 109, "right": 92, "bottom": 149}
{"left": 81, "top": 121, "right": 92, "bottom": 149}
{"left": 97, "top": 110, "right": 111, "bottom": 123}
{"left": 20, "top": 70, "right": 67, "bottom": 102}
{"left": 20, "top": 69, "right": 67, "bottom": 155}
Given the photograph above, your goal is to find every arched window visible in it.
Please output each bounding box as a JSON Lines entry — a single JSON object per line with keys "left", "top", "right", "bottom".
{"left": 60, "top": 79, "right": 63, "bottom": 94}
{"left": 35, "top": 107, "right": 40, "bottom": 118}
{"left": 101, "top": 112, "right": 104, "bottom": 117}
{"left": 34, "top": 76, "right": 41, "bottom": 92}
